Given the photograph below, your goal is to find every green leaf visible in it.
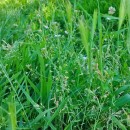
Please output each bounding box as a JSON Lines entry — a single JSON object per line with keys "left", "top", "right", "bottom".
{"left": 114, "top": 94, "right": 130, "bottom": 107}
{"left": 115, "top": 85, "right": 130, "bottom": 96}
{"left": 26, "top": 76, "right": 40, "bottom": 95}
{"left": 8, "top": 102, "right": 17, "bottom": 130}
{"left": 45, "top": 98, "right": 67, "bottom": 129}
{"left": 112, "top": 116, "right": 127, "bottom": 130}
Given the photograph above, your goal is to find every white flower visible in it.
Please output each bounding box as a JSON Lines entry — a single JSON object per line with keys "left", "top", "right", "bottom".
{"left": 106, "top": 17, "right": 111, "bottom": 20}
{"left": 13, "top": 24, "right": 18, "bottom": 27}
{"left": 108, "top": 6, "right": 116, "bottom": 15}
{"left": 54, "top": 34, "right": 61, "bottom": 38}
{"left": 82, "top": 56, "right": 87, "bottom": 60}
{"left": 52, "top": 22, "right": 58, "bottom": 25}
{"left": 80, "top": 54, "right": 87, "bottom": 61}
{"left": 26, "top": 64, "right": 31, "bottom": 69}
{"left": 44, "top": 25, "right": 49, "bottom": 29}
{"left": 65, "top": 30, "right": 68, "bottom": 34}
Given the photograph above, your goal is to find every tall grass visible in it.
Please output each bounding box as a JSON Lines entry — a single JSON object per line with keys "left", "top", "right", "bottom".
{"left": 0, "top": 0, "right": 130, "bottom": 129}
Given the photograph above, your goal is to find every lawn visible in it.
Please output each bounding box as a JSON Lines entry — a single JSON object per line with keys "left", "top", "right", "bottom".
{"left": 0, "top": 0, "right": 130, "bottom": 129}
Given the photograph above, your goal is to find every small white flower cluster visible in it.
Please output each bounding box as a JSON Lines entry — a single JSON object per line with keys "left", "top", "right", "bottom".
{"left": 54, "top": 30, "right": 68, "bottom": 38}
{"left": 2, "top": 44, "right": 12, "bottom": 51}
{"left": 64, "top": 30, "right": 68, "bottom": 34}
{"left": 43, "top": 21, "right": 69, "bottom": 39}
{"left": 44, "top": 25, "right": 49, "bottom": 29}
{"left": 108, "top": 6, "right": 116, "bottom": 15}
{"left": 54, "top": 34, "right": 61, "bottom": 38}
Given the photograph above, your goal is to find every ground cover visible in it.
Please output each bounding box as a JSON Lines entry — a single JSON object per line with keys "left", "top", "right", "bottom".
{"left": 0, "top": 0, "right": 130, "bottom": 129}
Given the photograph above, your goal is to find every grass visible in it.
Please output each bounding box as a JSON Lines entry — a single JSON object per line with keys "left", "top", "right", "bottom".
{"left": 0, "top": 0, "right": 130, "bottom": 129}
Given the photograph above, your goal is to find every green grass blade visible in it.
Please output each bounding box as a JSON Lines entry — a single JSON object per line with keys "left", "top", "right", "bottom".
{"left": 112, "top": 116, "right": 127, "bottom": 130}
{"left": 114, "top": 94, "right": 130, "bottom": 107}
{"left": 45, "top": 97, "right": 67, "bottom": 129}
{"left": 118, "top": 0, "right": 126, "bottom": 30}
{"left": 8, "top": 102, "right": 17, "bottom": 130}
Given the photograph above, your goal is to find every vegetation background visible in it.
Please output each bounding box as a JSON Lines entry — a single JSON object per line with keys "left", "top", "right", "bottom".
{"left": 0, "top": 0, "right": 130, "bottom": 129}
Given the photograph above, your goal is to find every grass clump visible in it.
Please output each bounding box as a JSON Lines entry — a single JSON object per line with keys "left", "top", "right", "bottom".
{"left": 0, "top": 0, "right": 130, "bottom": 129}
